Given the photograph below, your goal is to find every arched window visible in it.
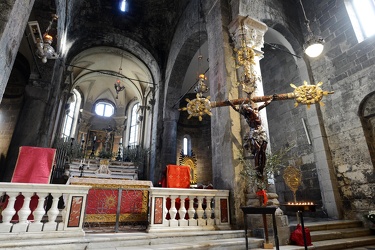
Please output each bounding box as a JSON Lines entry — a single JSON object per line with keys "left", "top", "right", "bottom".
{"left": 95, "top": 101, "right": 114, "bottom": 117}
{"left": 119, "top": 0, "right": 127, "bottom": 12}
{"left": 61, "top": 89, "right": 81, "bottom": 139}
{"left": 183, "top": 135, "right": 191, "bottom": 156}
{"left": 345, "top": 0, "right": 375, "bottom": 42}
{"left": 128, "top": 103, "right": 140, "bottom": 147}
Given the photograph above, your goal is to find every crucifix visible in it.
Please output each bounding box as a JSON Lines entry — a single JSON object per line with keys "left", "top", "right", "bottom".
{"left": 180, "top": 17, "right": 333, "bottom": 191}
{"left": 179, "top": 16, "right": 333, "bottom": 249}
{"left": 180, "top": 80, "right": 332, "bottom": 189}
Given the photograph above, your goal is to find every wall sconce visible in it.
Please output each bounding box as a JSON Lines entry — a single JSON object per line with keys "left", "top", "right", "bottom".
{"left": 28, "top": 14, "right": 59, "bottom": 63}
{"left": 299, "top": 0, "right": 325, "bottom": 57}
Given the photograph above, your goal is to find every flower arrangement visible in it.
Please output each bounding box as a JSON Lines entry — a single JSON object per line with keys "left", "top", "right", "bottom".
{"left": 97, "top": 149, "right": 114, "bottom": 159}
{"left": 364, "top": 210, "right": 375, "bottom": 224}
{"left": 239, "top": 145, "right": 293, "bottom": 190}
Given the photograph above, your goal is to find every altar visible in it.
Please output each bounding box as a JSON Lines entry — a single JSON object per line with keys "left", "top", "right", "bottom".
{"left": 66, "top": 159, "right": 138, "bottom": 180}
{"left": 69, "top": 177, "right": 152, "bottom": 224}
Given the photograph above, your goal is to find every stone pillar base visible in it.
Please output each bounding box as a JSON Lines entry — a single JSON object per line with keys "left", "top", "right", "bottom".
{"left": 245, "top": 192, "right": 291, "bottom": 245}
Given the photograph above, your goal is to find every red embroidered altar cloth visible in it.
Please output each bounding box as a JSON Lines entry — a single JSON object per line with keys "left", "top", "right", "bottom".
{"left": 69, "top": 177, "right": 152, "bottom": 223}
{"left": 166, "top": 165, "right": 191, "bottom": 188}
{"left": 11, "top": 146, "right": 56, "bottom": 183}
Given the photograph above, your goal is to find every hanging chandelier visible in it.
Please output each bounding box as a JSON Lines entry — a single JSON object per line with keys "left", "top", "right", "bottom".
{"left": 28, "top": 14, "right": 59, "bottom": 63}
{"left": 114, "top": 56, "right": 125, "bottom": 99}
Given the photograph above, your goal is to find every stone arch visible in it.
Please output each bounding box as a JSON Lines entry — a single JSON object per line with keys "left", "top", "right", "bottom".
{"left": 260, "top": 21, "right": 328, "bottom": 211}
{"left": 359, "top": 91, "right": 375, "bottom": 168}
{"left": 164, "top": 31, "right": 208, "bottom": 115}
{"left": 157, "top": 0, "right": 209, "bottom": 180}
{"left": 164, "top": 0, "right": 208, "bottom": 115}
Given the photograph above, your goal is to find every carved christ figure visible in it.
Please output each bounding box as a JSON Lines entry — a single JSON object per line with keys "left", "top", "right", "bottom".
{"left": 227, "top": 96, "right": 274, "bottom": 177}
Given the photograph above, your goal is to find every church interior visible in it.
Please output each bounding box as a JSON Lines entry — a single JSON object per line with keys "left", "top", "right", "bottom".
{"left": 0, "top": 0, "right": 375, "bottom": 249}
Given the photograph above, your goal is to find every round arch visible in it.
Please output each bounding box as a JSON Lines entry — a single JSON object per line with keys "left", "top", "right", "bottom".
{"left": 359, "top": 90, "right": 375, "bottom": 168}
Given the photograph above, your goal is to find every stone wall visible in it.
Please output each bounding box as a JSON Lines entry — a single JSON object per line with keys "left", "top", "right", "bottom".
{"left": 260, "top": 45, "right": 325, "bottom": 216}
{"left": 305, "top": 0, "right": 375, "bottom": 219}
{"left": 260, "top": 0, "right": 375, "bottom": 219}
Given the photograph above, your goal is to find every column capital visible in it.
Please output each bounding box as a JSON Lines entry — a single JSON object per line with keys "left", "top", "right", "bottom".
{"left": 229, "top": 16, "right": 268, "bottom": 51}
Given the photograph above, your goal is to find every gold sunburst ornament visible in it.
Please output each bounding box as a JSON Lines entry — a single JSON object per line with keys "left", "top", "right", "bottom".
{"left": 234, "top": 40, "right": 256, "bottom": 68}
{"left": 179, "top": 94, "right": 212, "bottom": 121}
{"left": 290, "top": 81, "right": 332, "bottom": 108}
{"left": 234, "top": 40, "right": 258, "bottom": 94}
{"left": 283, "top": 165, "right": 302, "bottom": 202}
{"left": 105, "top": 195, "right": 117, "bottom": 209}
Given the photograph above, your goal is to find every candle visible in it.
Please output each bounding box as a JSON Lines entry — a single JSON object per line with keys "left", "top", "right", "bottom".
{"left": 120, "top": 137, "right": 123, "bottom": 144}
{"left": 82, "top": 133, "right": 85, "bottom": 141}
{"left": 94, "top": 136, "right": 96, "bottom": 141}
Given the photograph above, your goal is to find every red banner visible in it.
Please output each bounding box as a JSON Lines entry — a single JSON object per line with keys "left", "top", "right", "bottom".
{"left": 11, "top": 146, "right": 56, "bottom": 184}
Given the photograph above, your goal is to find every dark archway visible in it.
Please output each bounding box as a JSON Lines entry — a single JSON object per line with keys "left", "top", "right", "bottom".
{"left": 359, "top": 91, "right": 375, "bottom": 168}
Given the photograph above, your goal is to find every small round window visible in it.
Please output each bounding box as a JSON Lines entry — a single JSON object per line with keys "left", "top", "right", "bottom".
{"left": 95, "top": 101, "right": 114, "bottom": 117}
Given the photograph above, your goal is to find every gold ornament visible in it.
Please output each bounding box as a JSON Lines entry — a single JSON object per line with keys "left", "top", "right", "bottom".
{"left": 283, "top": 165, "right": 302, "bottom": 202}
{"left": 234, "top": 41, "right": 258, "bottom": 94}
{"left": 290, "top": 81, "right": 332, "bottom": 108}
{"left": 179, "top": 94, "right": 212, "bottom": 121}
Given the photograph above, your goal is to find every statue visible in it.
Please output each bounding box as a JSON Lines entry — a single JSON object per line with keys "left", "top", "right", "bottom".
{"left": 226, "top": 96, "right": 274, "bottom": 177}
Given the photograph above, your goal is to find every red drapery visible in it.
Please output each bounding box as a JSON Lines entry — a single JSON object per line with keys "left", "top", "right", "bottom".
{"left": 11, "top": 146, "right": 56, "bottom": 184}
{"left": 166, "top": 165, "right": 191, "bottom": 188}
{"left": 3, "top": 146, "right": 56, "bottom": 221}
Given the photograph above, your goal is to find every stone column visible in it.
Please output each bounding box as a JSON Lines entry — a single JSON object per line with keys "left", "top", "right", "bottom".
{"left": 228, "top": 16, "right": 291, "bottom": 245}
{"left": 205, "top": 0, "right": 245, "bottom": 228}
{"left": 2, "top": 73, "right": 52, "bottom": 181}
{"left": 0, "top": 0, "right": 35, "bottom": 103}
{"left": 161, "top": 109, "right": 179, "bottom": 167}
{"left": 228, "top": 16, "right": 270, "bottom": 203}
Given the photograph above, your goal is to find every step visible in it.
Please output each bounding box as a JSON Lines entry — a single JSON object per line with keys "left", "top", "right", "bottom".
{"left": 249, "top": 236, "right": 375, "bottom": 250}
{"left": 0, "top": 230, "right": 255, "bottom": 250}
{"left": 310, "top": 236, "right": 375, "bottom": 250}
{"left": 101, "top": 237, "right": 262, "bottom": 250}
{"left": 85, "top": 230, "right": 248, "bottom": 249}
{"left": 311, "top": 227, "right": 372, "bottom": 241}
{"left": 305, "top": 220, "right": 364, "bottom": 231}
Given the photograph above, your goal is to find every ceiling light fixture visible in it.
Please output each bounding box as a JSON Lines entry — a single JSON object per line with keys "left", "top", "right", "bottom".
{"left": 299, "top": 0, "right": 324, "bottom": 58}
{"left": 28, "top": 14, "right": 59, "bottom": 63}
{"left": 114, "top": 56, "right": 125, "bottom": 99}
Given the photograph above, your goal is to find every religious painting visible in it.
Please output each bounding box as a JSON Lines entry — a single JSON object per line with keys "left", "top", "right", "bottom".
{"left": 85, "top": 130, "right": 114, "bottom": 158}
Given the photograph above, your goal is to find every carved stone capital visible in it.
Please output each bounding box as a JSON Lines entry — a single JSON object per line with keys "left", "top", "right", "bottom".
{"left": 229, "top": 16, "right": 268, "bottom": 51}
